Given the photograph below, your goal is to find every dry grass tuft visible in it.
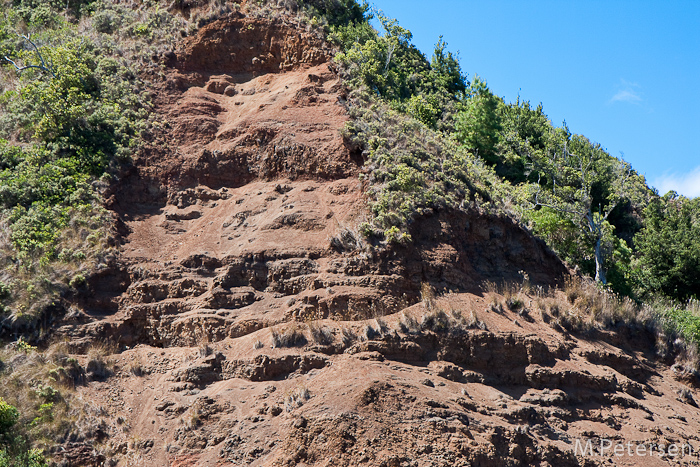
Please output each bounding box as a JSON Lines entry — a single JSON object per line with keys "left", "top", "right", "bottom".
{"left": 309, "top": 322, "right": 334, "bottom": 345}
{"left": 271, "top": 324, "right": 308, "bottom": 348}
{"left": 341, "top": 326, "right": 357, "bottom": 346}
{"left": 284, "top": 386, "right": 311, "bottom": 412}
{"left": 421, "top": 283, "right": 436, "bottom": 311}
{"left": 0, "top": 341, "right": 111, "bottom": 456}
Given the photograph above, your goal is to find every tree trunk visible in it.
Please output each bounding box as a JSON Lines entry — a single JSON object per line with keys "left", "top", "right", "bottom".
{"left": 594, "top": 237, "right": 606, "bottom": 284}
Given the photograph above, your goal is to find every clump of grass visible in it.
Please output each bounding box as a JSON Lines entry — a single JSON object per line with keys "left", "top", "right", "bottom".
{"left": 198, "top": 344, "right": 212, "bottom": 358}
{"left": 657, "top": 299, "right": 700, "bottom": 345}
{"left": 506, "top": 297, "right": 524, "bottom": 312}
{"left": 421, "top": 309, "right": 450, "bottom": 333}
{"left": 362, "top": 322, "right": 381, "bottom": 340}
{"left": 463, "top": 308, "right": 486, "bottom": 329}
{"left": 0, "top": 342, "right": 111, "bottom": 460}
{"left": 482, "top": 281, "right": 498, "bottom": 294}
{"left": 420, "top": 307, "right": 486, "bottom": 334}
{"left": 85, "top": 343, "right": 114, "bottom": 381}
{"left": 341, "top": 327, "right": 356, "bottom": 346}
{"left": 564, "top": 275, "right": 585, "bottom": 304}
{"left": 374, "top": 318, "right": 389, "bottom": 334}
{"left": 126, "top": 358, "right": 144, "bottom": 377}
{"left": 519, "top": 270, "right": 531, "bottom": 294}
{"left": 309, "top": 322, "right": 334, "bottom": 345}
{"left": 501, "top": 282, "right": 520, "bottom": 304}
{"left": 421, "top": 283, "right": 436, "bottom": 311}
{"left": 271, "top": 325, "right": 308, "bottom": 348}
{"left": 552, "top": 276, "right": 645, "bottom": 333}
{"left": 284, "top": 386, "right": 310, "bottom": 412}
{"left": 329, "top": 227, "right": 365, "bottom": 252}
{"left": 398, "top": 311, "right": 419, "bottom": 334}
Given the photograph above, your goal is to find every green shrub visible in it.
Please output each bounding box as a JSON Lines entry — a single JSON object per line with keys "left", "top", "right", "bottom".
{"left": 68, "top": 273, "right": 85, "bottom": 289}
{"left": 0, "top": 282, "right": 9, "bottom": 301}
{"left": 661, "top": 301, "right": 700, "bottom": 347}
{"left": 0, "top": 0, "right": 169, "bottom": 323}
{"left": 0, "top": 399, "right": 19, "bottom": 435}
{"left": 15, "top": 338, "right": 36, "bottom": 354}
{"left": 342, "top": 95, "right": 505, "bottom": 240}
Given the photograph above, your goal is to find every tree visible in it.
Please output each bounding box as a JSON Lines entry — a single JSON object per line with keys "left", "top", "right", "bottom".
{"left": 2, "top": 34, "right": 56, "bottom": 78}
{"left": 633, "top": 192, "right": 700, "bottom": 301}
{"left": 428, "top": 36, "right": 466, "bottom": 97}
{"left": 454, "top": 75, "right": 502, "bottom": 165}
{"left": 495, "top": 99, "right": 553, "bottom": 182}
{"left": 528, "top": 132, "right": 638, "bottom": 285}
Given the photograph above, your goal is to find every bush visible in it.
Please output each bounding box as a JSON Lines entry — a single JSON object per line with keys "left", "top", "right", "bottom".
{"left": 0, "top": 282, "right": 9, "bottom": 301}
{"left": 0, "top": 399, "right": 19, "bottom": 435}
{"left": 660, "top": 300, "right": 700, "bottom": 347}
{"left": 0, "top": 397, "right": 47, "bottom": 467}
{"left": 0, "top": 0, "right": 163, "bottom": 323}
{"left": 343, "top": 95, "right": 504, "bottom": 240}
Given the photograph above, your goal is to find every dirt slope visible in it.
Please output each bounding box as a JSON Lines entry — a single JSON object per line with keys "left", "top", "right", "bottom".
{"left": 50, "top": 9, "right": 700, "bottom": 467}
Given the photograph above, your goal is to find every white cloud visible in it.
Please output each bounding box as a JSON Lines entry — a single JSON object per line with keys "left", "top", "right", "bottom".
{"left": 609, "top": 79, "right": 643, "bottom": 105}
{"left": 652, "top": 166, "right": 700, "bottom": 198}
{"left": 610, "top": 89, "right": 642, "bottom": 104}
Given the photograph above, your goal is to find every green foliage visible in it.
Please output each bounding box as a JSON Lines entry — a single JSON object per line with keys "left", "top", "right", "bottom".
{"left": 304, "top": 0, "right": 369, "bottom": 28}
{"left": 633, "top": 193, "right": 700, "bottom": 301}
{"left": 0, "top": 399, "right": 19, "bottom": 435}
{"left": 455, "top": 76, "right": 502, "bottom": 164}
{"left": 455, "top": 84, "right": 650, "bottom": 291}
{"left": 0, "top": 448, "right": 47, "bottom": 467}
{"left": 5, "top": 38, "right": 145, "bottom": 173}
{"left": 405, "top": 94, "right": 441, "bottom": 128}
{"left": 659, "top": 300, "right": 700, "bottom": 348}
{"left": 526, "top": 206, "right": 588, "bottom": 267}
{"left": 68, "top": 273, "right": 85, "bottom": 289}
{"left": 343, "top": 93, "right": 506, "bottom": 240}
{"left": 428, "top": 37, "right": 466, "bottom": 96}
{"left": 493, "top": 99, "right": 554, "bottom": 182}
{"left": 333, "top": 10, "right": 497, "bottom": 241}
{"left": 0, "top": 0, "right": 162, "bottom": 322}
{"left": 15, "top": 338, "right": 35, "bottom": 354}
{"left": 334, "top": 10, "right": 465, "bottom": 112}
{"left": 0, "top": 282, "right": 9, "bottom": 301}
{"left": 11, "top": 0, "right": 94, "bottom": 25}
{"left": 328, "top": 17, "right": 375, "bottom": 49}
{"left": 0, "top": 397, "right": 46, "bottom": 467}
{"left": 30, "top": 404, "right": 53, "bottom": 428}
{"left": 0, "top": 142, "right": 99, "bottom": 256}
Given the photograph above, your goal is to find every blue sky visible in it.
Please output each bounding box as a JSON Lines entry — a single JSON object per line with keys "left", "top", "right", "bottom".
{"left": 371, "top": 0, "right": 700, "bottom": 198}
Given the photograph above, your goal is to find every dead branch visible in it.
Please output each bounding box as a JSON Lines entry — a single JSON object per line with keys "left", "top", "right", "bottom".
{"left": 2, "top": 34, "right": 56, "bottom": 78}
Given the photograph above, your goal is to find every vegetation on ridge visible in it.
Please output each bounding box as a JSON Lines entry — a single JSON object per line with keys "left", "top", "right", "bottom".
{"left": 324, "top": 1, "right": 700, "bottom": 380}
{"left": 328, "top": 3, "right": 699, "bottom": 305}
{"left": 0, "top": 0, "right": 190, "bottom": 328}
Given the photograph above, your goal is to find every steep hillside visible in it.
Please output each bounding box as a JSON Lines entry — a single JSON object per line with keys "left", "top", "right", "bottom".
{"left": 55, "top": 11, "right": 566, "bottom": 352}
{"left": 2, "top": 3, "right": 700, "bottom": 467}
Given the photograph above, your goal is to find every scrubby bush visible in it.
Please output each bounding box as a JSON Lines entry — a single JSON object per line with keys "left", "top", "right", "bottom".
{"left": 0, "top": 0, "right": 182, "bottom": 325}
{"left": 0, "top": 396, "right": 47, "bottom": 466}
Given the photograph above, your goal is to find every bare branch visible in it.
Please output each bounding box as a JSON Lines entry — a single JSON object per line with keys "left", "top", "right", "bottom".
{"left": 2, "top": 33, "right": 56, "bottom": 78}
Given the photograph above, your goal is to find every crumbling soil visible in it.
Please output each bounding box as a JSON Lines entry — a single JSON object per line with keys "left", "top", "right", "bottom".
{"left": 51, "top": 9, "right": 700, "bottom": 467}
